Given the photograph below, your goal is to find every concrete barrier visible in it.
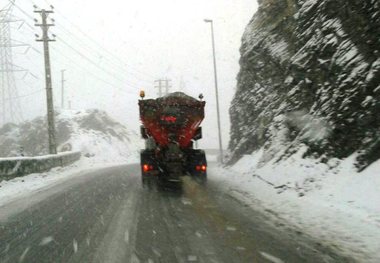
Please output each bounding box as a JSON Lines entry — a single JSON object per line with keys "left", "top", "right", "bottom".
{"left": 0, "top": 151, "right": 81, "bottom": 180}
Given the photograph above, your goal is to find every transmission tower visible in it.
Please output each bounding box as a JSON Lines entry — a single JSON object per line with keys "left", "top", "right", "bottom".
{"left": 0, "top": 1, "right": 24, "bottom": 126}
{"left": 154, "top": 78, "right": 172, "bottom": 97}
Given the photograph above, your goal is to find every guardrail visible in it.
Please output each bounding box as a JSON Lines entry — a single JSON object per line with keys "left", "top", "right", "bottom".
{"left": 0, "top": 151, "right": 81, "bottom": 180}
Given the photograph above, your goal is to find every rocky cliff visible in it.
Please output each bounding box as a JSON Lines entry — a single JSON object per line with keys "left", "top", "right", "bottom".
{"left": 229, "top": 0, "right": 380, "bottom": 170}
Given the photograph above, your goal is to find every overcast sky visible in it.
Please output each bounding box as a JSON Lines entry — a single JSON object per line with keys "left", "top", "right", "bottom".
{"left": 1, "top": 0, "right": 258, "bottom": 149}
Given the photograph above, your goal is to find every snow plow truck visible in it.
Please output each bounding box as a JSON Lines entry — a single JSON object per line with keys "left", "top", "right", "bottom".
{"left": 139, "top": 91, "right": 207, "bottom": 186}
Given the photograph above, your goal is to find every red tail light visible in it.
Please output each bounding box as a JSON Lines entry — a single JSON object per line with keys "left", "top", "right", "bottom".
{"left": 143, "top": 164, "right": 154, "bottom": 172}
{"left": 196, "top": 165, "right": 207, "bottom": 172}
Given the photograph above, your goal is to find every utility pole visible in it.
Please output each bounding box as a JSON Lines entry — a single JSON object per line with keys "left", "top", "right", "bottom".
{"left": 154, "top": 79, "right": 163, "bottom": 97}
{"left": 35, "top": 6, "right": 57, "bottom": 154}
{"left": 204, "top": 19, "right": 224, "bottom": 163}
{"left": 164, "top": 78, "right": 172, "bottom": 95}
{"left": 155, "top": 78, "right": 172, "bottom": 97}
{"left": 61, "top": 69, "right": 66, "bottom": 109}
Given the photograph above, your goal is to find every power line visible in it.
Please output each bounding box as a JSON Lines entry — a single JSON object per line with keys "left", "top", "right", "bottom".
{"left": 12, "top": 1, "right": 151, "bottom": 103}
{"left": 49, "top": 45, "right": 135, "bottom": 95}
{"left": 12, "top": 2, "right": 33, "bottom": 20}
{"left": 3, "top": 88, "right": 44, "bottom": 101}
{"left": 37, "top": 0, "right": 155, "bottom": 81}
{"left": 54, "top": 10, "right": 156, "bottom": 79}
{"left": 57, "top": 36, "right": 141, "bottom": 88}
{"left": 53, "top": 38, "right": 140, "bottom": 91}
{"left": 52, "top": 22, "right": 153, "bottom": 85}
{"left": 11, "top": 2, "right": 139, "bottom": 93}
{"left": 39, "top": 0, "right": 155, "bottom": 80}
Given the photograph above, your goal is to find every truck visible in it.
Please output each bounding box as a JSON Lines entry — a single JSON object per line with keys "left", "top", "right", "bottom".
{"left": 139, "top": 91, "right": 207, "bottom": 186}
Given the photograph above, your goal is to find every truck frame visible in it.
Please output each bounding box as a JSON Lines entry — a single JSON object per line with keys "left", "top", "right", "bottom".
{"left": 139, "top": 92, "right": 207, "bottom": 186}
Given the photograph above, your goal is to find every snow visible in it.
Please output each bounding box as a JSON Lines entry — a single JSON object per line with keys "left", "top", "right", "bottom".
{"left": 209, "top": 150, "right": 380, "bottom": 262}
{"left": 57, "top": 109, "right": 142, "bottom": 162}
{"left": 1, "top": 107, "right": 378, "bottom": 261}
{"left": 298, "top": 0, "right": 319, "bottom": 15}
{"left": 225, "top": 0, "right": 379, "bottom": 260}
{"left": 259, "top": 251, "right": 285, "bottom": 263}
{"left": 0, "top": 156, "right": 138, "bottom": 210}
{"left": 0, "top": 109, "right": 141, "bottom": 209}
{"left": 267, "top": 39, "right": 291, "bottom": 63}
{"left": 361, "top": 96, "right": 374, "bottom": 107}
{"left": 366, "top": 58, "right": 380, "bottom": 83}
{"left": 0, "top": 151, "right": 79, "bottom": 161}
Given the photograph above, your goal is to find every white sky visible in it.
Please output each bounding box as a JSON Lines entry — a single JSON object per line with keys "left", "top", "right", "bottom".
{"left": 1, "top": 0, "right": 258, "bottom": 149}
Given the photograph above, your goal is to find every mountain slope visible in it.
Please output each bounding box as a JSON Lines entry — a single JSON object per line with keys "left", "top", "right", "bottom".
{"left": 0, "top": 109, "right": 141, "bottom": 162}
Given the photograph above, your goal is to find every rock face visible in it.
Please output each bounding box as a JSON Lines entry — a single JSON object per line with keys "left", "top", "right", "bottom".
{"left": 229, "top": 0, "right": 380, "bottom": 170}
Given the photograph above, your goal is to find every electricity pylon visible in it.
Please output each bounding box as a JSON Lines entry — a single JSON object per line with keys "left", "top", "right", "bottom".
{"left": 0, "top": 1, "right": 24, "bottom": 126}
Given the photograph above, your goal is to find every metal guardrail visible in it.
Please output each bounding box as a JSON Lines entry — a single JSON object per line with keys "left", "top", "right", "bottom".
{"left": 0, "top": 151, "right": 81, "bottom": 180}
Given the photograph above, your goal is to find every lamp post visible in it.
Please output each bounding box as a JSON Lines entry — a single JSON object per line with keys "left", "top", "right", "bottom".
{"left": 204, "top": 19, "right": 223, "bottom": 163}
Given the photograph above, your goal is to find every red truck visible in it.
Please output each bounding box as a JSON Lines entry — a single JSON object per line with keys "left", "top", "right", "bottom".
{"left": 139, "top": 91, "right": 207, "bottom": 186}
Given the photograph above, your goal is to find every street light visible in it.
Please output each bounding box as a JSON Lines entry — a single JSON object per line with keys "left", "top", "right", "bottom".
{"left": 204, "top": 18, "right": 224, "bottom": 164}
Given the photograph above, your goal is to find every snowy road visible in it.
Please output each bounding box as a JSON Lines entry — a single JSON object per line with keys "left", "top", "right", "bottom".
{"left": 0, "top": 164, "right": 351, "bottom": 263}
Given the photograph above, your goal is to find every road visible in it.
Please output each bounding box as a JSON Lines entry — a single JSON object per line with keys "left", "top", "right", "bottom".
{"left": 0, "top": 164, "right": 352, "bottom": 263}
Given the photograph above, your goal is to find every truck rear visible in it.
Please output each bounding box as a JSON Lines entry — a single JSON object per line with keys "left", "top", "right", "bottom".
{"left": 139, "top": 91, "right": 207, "bottom": 186}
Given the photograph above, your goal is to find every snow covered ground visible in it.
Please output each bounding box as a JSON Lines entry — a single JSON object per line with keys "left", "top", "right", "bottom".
{"left": 0, "top": 109, "right": 142, "bottom": 209}
{"left": 2, "top": 113, "right": 379, "bottom": 263}
{"left": 209, "top": 148, "right": 380, "bottom": 262}
{"left": 0, "top": 159, "right": 141, "bottom": 211}
{"left": 0, "top": 154, "right": 140, "bottom": 209}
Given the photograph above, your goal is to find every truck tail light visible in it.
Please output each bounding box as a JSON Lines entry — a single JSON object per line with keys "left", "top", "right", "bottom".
{"left": 143, "top": 164, "right": 154, "bottom": 172}
{"left": 196, "top": 165, "right": 207, "bottom": 172}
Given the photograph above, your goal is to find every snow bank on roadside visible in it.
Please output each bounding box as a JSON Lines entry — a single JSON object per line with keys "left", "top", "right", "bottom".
{"left": 0, "top": 156, "right": 138, "bottom": 209}
{"left": 209, "top": 149, "right": 380, "bottom": 262}
{"left": 0, "top": 108, "right": 142, "bottom": 209}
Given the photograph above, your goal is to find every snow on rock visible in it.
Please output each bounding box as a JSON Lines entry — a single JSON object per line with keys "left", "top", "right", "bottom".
{"left": 225, "top": 2, "right": 379, "bottom": 259}
{"left": 229, "top": 0, "right": 380, "bottom": 170}
{"left": 0, "top": 109, "right": 141, "bottom": 163}
{"left": 210, "top": 150, "right": 380, "bottom": 262}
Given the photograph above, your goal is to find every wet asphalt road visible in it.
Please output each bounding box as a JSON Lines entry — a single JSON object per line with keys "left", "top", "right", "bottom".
{"left": 0, "top": 164, "right": 352, "bottom": 263}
